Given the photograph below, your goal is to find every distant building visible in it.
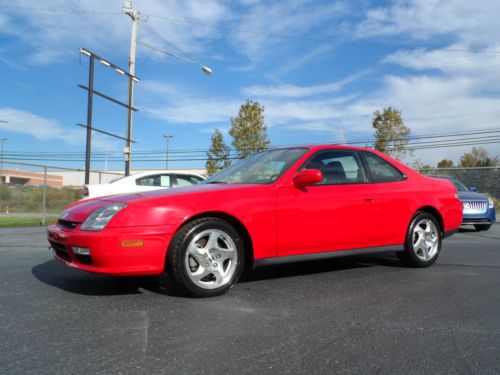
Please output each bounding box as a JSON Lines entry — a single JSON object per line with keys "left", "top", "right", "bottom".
{"left": 0, "top": 169, "right": 63, "bottom": 187}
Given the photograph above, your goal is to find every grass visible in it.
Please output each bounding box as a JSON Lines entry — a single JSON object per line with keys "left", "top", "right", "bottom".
{"left": 0, "top": 216, "right": 59, "bottom": 227}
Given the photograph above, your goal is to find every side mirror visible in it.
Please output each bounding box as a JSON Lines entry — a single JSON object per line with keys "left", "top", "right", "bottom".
{"left": 469, "top": 186, "right": 478, "bottom": 192}
{"left": 293, "top": 169, "right": 322, "bottom": 188}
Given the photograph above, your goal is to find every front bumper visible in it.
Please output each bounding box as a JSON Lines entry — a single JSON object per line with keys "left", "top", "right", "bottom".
{"left": 462, "top": 208, "right": 496, "bottom": 226}
{"left": 47, "top": 224, "right": 176, "bottom": 276}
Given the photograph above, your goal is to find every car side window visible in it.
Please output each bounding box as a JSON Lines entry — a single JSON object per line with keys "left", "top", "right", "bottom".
{"left": 303, "top": 150, "right": 367, "bottom": 185}
{"left": 362, "top": 152, "right": 405, "bottom": 183}
{"left": 174, "top": 175, "right": 203, "bottom": 187}
{"left": 136, "top": 174, "right": 170, "bottom": 187}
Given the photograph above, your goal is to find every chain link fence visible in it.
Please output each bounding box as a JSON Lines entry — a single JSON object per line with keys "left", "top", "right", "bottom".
{"left": 1, "top": 161, "right": 499, "bottom": 226}
{"left": 0, "top": 161, "right": 123, "bottom": 226}
{"left": 420, "top": 167, "right": 500, "bottom": 200}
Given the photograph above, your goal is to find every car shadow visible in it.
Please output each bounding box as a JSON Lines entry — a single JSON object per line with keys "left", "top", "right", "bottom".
{"left": 242, "top": 252, "right": 403, "bottom": 283}
{"left": 33, "top": 254, "right": 405, "bottom": 297}
{"left": 459, "top": 227, "right": 478, "bottom": 233}
{"left": 31, "top": 260, "right": 178, "bottom": 297}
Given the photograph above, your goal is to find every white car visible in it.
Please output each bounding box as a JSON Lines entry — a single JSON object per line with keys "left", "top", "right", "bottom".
{"left": 82, "top": 171, "right": 205, "bottom": 200}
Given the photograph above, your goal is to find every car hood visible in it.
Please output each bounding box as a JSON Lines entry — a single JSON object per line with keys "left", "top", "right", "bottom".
{"left": 457, "top": 191, "right": 488, "bottom": 201}
{"left": 105, "top": 183, "right": 257, "bottom": 202}
{"left": 61, "top": 183, "right": 264, "bottom": 222}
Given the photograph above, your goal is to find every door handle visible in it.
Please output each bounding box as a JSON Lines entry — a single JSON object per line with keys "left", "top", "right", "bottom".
{"left": 363, "top": 197, "right": 375, "bottom": 203}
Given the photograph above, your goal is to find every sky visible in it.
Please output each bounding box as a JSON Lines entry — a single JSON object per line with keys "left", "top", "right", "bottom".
{"left": 1, "top": 0, "right": 499, "bottom": 172}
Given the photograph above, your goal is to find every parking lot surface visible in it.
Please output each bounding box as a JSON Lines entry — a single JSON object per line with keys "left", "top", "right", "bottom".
{"left": 0, "top": 225, "right": 499, "bottom": 374}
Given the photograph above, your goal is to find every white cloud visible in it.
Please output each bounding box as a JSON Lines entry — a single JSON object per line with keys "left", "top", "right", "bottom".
{"left": 356, "top": 0, "right": 499, "bottom": 45}
{"left": 243, "top": 72, "right": 367, "bottom": 97}
{"left": 0, "top": 107, "right": 119, "bottom": 151}
{"left": 0, "top": 0, "right": 230, "bottom": 65}
{"left": 230, "top": 0, "right": 346, "bottom": 61}
{"left": 383, "top": 44, "right": 500, "bottom": 75}
{"left": 142, "top": 96, "right": 241, "bottom": 124}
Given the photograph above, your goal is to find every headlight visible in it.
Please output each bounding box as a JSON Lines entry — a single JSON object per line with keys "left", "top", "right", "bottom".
{"left": 81, "top": 203, "right": 127, "bottom": 231}
{"left": 488, "top": 197, "right": 494, "bottom": 209}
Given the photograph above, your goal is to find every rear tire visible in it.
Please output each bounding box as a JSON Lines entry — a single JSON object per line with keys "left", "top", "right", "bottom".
{"left": 397, "top": 212, "right": 442, "bottom": 268}
{"left": 474, "top": 224, "right": 491, "bottom": 231}
{"left": 166, "top": 217, "right": 244, "bottom": 297}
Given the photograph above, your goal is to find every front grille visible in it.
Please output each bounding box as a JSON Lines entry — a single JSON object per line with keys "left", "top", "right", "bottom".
{"left": 57, "top": 219, "right": 79, "bottom": 230}
{"left": 49, "top": 241, "right": 72, "bottom": 262}
{"left": 462, "top": 200, "right": 488, "bottom": 214}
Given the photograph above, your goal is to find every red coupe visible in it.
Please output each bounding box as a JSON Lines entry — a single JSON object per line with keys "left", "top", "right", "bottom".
{"left": 47, "top": 146, "right": 462, "bottom": 297}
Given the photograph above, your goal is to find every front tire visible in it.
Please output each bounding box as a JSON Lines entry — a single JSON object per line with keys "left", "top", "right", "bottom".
{"left": 166, "top": 218, "right": 244, "bottom": 297}
{"left": 397, "top": 212, "right": 442, "bottom": 268}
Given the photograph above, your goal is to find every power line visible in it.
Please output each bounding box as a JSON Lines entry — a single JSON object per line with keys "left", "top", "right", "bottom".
{"left": 0, "top": 4, "right": 120, "bottom": 15}
{"left": 139, "top": 21, "right": 185, "bottom": 56}
{"left": 3, "top": 4, "right": 500, "bottom": 56}
{"left": 141, "top": 13, "right": 500, "bottom": 54}
{"left": 3, "top": 127, "right": 500, "bottom": 159}
{"left": 3, "top": 136, "right": 499, "bottom": 163}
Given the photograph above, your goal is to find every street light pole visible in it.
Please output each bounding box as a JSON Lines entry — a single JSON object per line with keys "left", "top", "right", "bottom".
{"left": 123, "top": 2, "right": 139, "bottom": 176}
{"left": 163, "top": 135, "right": 173, "bottom": 170}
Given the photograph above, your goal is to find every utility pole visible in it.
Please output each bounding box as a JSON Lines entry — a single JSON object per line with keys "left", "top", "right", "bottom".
{"left": 163, "top": 134, "right": 173, "bottom": 170}
{"left": 123, "top": 2, "right": 139, "bottom": 176}
{"left": 84, "top": 55, "right": 95, "bottom": 185}
{"left": 0, "top": 138, "right": 6, "bottom": 185}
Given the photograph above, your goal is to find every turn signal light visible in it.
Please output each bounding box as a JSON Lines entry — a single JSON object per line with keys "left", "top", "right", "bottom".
{"left": 121, "top": 240, "right": 144, "bottom": 248}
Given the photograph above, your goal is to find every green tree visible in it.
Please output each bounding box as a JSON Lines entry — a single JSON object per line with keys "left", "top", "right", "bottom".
{"left": 459, "top": 147, "right": 499, "bottom": 167}
{"left": 411, "top": 159, "right": 432, "bottom": 171}
{"left": 437, "top": 159, "right": 454, "bottom": 168}
{"left": 229, "top": 99, "right": 270, "bottom": 158}
{"left": 372, "top": 107, "right": 411, "bottom": 160}
{"left": 205, "top": 129, "right": 232, "bottom": 176}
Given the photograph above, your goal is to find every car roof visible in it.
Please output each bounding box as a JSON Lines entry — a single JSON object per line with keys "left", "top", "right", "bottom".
{"left": 270, "top": 144, "right": 372, "bottom": 152}
{"left": 123, "top": 171, "right": 205, "bottom": 180}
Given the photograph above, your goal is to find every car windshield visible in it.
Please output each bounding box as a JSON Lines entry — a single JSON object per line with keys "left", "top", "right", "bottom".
{"left": 451, "top": 179, "right": 469, "bottom": 192}
{"left": 204, "top": 148, "right": 308, "bottom": 185}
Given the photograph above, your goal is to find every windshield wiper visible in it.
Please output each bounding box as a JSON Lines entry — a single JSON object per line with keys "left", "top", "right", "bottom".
{"left": 205, "top": 181, "right": 229, "bottom": 184}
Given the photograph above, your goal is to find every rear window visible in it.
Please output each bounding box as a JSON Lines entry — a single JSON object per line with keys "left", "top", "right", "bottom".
{"left": 362, "top": 152, "right": 405, "bottom": 183}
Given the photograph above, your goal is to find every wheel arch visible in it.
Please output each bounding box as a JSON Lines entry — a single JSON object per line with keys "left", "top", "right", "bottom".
{"left": 171, "top": 211, "right": 254, "bottom": 271}
{"left": 415, "top": 206, "right": 444, "bottom": 233}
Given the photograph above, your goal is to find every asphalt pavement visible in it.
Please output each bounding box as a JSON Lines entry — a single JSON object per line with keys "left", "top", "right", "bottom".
{"left": 0, "top": 225, "right": 499, "bottom": 374}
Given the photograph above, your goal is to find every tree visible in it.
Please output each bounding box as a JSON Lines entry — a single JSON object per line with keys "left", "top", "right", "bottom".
{"left": 205, "top": 129, "right": 232, "bottom": 176}
{"left": 372, "top": 107, "right": 411, "bottom": 160}
{"left": 437, "top": 159, "right": 454, "bottom": 168}
{"left": 411, "top": 159, "right": 432, "bottom": 171}
{"left": 229, "top": 99, "right": 270, "bottom": 158}
{"left": 459, "top": 147, "right": 499, "bottom": 167}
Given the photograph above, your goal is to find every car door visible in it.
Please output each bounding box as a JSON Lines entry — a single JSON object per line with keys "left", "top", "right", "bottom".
{"left": 359, "top": 151, "right": 413, "bottom": 245}
{"left": 276, "top": 149, "right": 380, "bottom": 256}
